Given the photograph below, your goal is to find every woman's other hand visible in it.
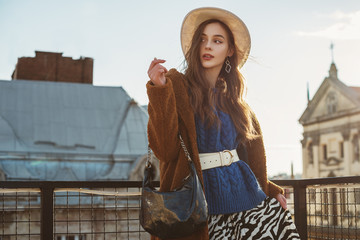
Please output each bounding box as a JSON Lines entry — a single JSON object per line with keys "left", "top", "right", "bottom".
{"left": 275, "top": 193, "right": 287, "bottom": 210}
{"left": 147, "top": 58, "right": 168, "bottom": 86}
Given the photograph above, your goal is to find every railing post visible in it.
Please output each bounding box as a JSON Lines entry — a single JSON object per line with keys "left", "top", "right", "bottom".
{"left": 293, "top": 183, "right": 307, "bottom": 240}
{"left": 41, "top": 184, "right": 54, "bottom": 240}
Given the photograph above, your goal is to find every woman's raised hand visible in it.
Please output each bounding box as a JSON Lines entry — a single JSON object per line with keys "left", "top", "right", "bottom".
{"left": 147, "top": 58, "right": 168, "bottom": 86}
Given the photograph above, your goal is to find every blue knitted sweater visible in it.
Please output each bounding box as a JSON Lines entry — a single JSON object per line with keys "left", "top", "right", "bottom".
{"left": 195, "top": 110, "right": 266, "bottom": 215}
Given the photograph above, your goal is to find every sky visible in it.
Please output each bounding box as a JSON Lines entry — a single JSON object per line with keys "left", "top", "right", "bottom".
{"left": 1, "top": 0, "right": 360, "bottom": 177}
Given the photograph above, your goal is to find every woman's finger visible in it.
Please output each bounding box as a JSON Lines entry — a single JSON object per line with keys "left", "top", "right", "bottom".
{"left": 275, "top": 193, "right": 287, "bottom": 210}
{"left": 148, "top": 63, "right": 167, "bottom": 79}
{"left": 148, "top": 58, "right": 166, "bottom": 73}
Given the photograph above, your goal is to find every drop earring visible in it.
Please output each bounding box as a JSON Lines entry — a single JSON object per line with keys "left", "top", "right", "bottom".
{"left": 225, "top": 57, "right": 231, "bottom": 73}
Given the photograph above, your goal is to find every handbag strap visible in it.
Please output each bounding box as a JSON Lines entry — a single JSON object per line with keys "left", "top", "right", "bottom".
{"left": 178, "top": 134, "right": 192, "bottom": 163}
{"left": 147, "top": 134, "right": 192, "bottom": 167}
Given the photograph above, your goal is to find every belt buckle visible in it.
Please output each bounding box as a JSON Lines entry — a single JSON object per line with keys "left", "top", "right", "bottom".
{"left": 222, "top": 150, "right": 233, "bottom": 166}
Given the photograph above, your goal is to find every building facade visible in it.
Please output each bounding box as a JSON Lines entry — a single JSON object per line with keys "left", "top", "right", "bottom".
{"left": 299, "top": 62, "right": 360, "bottom": 179}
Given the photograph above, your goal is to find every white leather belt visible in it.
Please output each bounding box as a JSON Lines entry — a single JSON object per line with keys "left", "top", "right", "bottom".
{"left": 199, "top": 149, "right": 239, "bottom": 170}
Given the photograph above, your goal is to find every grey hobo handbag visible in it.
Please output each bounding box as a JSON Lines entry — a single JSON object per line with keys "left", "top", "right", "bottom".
{"left": 140, "top": 134, "right": 208, "bottom": 239}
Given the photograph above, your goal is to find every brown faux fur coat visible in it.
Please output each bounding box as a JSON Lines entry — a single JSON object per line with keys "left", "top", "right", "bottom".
{"left": 146, "top": 68, "right": 284, "bottom": 240}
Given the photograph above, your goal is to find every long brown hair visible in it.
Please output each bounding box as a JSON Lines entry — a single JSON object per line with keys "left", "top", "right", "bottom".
{"left": 183, "top": 19, "right": 259, "bottom": 143}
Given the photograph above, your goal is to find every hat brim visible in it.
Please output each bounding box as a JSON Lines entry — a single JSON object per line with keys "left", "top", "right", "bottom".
{"left": 181, "top": 7, "right": 251, "bottom": 69}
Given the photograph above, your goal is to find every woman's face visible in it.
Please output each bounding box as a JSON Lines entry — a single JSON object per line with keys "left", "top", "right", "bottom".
{"left": 199, "top": 22, "right": 233, "bottom": 73}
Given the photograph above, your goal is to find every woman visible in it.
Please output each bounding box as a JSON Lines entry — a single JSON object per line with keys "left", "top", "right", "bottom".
{"left": 146, "top": 7, "right": 300, "bottom": 240}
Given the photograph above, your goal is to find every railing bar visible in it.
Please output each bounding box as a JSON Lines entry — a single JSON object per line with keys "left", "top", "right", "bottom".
{"left": 1, "top": 191, "right": 4, "bottom": 237}
{"left": 329, "top": 189, "right": 336, "bottom": 239}
{"left": 79, "top": 190, "right": 81, "bottom": 237}
{"left": 115, "top": 187, "right": 118, "bottom": 240}
{"left": 103, "top": 187, "right": 105, "bottom": 240}
{"left": 325, "top": 188, "right": 328, "bottom": 240}
{"left": 0, "top": 233, "right": 42, "bottom": 236}
{"left": 307, "top": 184, "right": 360, "bottom": 189}
{"left": 273, "top": 176, "right": 360, "bottom": 187}
{"left": 66, "top": 190, "right": 69, "bottom": 238}
{"left": 15, "top": 190, "right": 18, "bottom": 240}
{"left": 0, "top": 188, "right": 41, "bottom": 193}
{"left": 54, "top": 188, "right": 141, "bottom": 197}
{"left": 0, "top": 181, "right": 154, "bottom": 188}
{"left": 41, "top": 185, "right": 54, "bottom": 240}
{"left": 54, "top": 190, "right": 57, "bottom": 238}
{"left": 340, "top": 188, "right": 343, "bottom": 239}
{"left": 53, "top": 218, "right": 143, "bottom": 222}
{"left": 127, "top": 187, "right": 130, "bottom": 239}
{"left": 54, "top": 230, "right": 147, "bottom": 234}
{"left": 28, "top": 190, "right": 31, "bottom": 238}
{"left": 355, "top": 187, "right": 358, "bottom": 240}
{"left": 91, "top": 192, "right": 94, "bottom": 240}
{"left": 307, "top": 188, "right": 311, "bottom": 239}
{"left": 346, "top": 187, "right": 350, "bottom": 239}
{"left": 317, "top": 189, "right": 320, "bottom": 239}
{"left": 293, "top": 182, "right": 307, "bottom": 240}
{"left": 138, "top": 186, "right": 141, "bottom": 239}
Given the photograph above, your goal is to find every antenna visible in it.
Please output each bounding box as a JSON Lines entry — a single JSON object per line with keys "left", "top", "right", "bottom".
{"left": 330, "top": 42, "right": 334, "bottom": 63}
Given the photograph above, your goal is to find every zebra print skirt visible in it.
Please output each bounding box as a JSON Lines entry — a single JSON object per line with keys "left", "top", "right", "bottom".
{"left": 208, "top": 197, "right": 300, "bottom": 239}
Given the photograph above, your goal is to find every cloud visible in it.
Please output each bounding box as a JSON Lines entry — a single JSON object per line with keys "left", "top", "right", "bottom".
{"left": 295, "top": 10, "right": 360, "bottom": 40}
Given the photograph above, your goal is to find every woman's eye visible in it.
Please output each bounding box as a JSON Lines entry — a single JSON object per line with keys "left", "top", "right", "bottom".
{"left": 214, "top": 40, "right": 223, "bottom": 44}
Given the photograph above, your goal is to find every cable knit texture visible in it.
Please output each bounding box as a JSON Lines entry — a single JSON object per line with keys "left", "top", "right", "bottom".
{"left": 146, "top": 68, "right": 283, "bottom": 240}
{"left": 195, "top": 112, "right": 266, "bottom": 214}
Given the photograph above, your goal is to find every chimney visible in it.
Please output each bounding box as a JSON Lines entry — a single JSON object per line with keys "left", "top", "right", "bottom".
{"left": 11, "top": 51, "right": 93, "bottom": 84}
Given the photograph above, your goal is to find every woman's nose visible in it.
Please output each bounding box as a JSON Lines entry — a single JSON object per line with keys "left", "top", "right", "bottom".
{"left": 205, "top": 40, "right": 212, "bottom": 50}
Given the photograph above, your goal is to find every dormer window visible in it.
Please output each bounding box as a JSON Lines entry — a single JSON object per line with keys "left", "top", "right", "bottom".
{"left": 326, "top": 91, "right": 337, "bottom": 114}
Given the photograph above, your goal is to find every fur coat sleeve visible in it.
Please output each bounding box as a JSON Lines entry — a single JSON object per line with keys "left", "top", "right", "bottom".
{"left": 146, "top": 69, "right": 209, "bottom": 240}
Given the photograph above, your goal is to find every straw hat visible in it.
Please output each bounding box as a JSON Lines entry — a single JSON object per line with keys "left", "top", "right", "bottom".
{"left": 181, "top": 7, "right": 251, "bottom": 69}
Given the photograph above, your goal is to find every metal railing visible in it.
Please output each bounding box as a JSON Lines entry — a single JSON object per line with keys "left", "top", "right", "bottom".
{"left": 1, "top": 176, "right": 360, "bottom": 240}
{"left": 273, "top": 176, "right": 360, "bottom": 240}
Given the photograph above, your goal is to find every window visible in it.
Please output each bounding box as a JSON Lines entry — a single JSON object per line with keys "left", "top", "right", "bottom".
{"left": 353, "top": 135, "right": 360, "bottom": 162}
{"left": 326, "top": 92, "right": 337, "bottom": 114}
{"left": 340, "top": 141, "right": 344, "bottom": 158}
{"left": 323, "top": 145, "right": 327, "bottom": 161}
{"left": 326, "top": 91, "right": 337, "bottom": 114}
{"left": 307, "top": 142, "right": 314, "bottom": 164}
